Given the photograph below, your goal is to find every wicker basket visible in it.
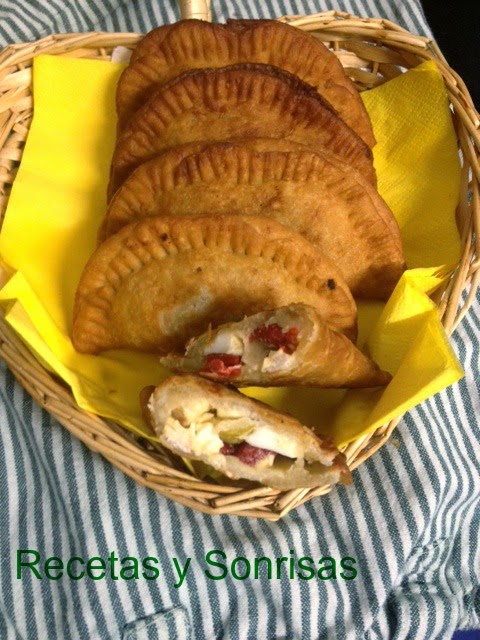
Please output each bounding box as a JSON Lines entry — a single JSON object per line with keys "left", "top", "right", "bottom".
{"left": 0, "top": 1, "right": 479, "bottom": 521}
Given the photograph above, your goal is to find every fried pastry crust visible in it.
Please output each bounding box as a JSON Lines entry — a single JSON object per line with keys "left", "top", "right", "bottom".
{"left": 108, "top": 64, "right": 374, "bottom": 198}
{"left": 118, "top": 18, "right": 375, "bottom": 147}
{"left": 72, "top": 215, "right": 357, "bottom": 354}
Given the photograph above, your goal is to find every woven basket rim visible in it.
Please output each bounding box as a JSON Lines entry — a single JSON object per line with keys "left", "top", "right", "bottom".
{"left": 0, "top": 11, "right": 479, "bottom": 520}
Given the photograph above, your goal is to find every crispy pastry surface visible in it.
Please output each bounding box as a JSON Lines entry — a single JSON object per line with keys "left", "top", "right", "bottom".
{"left": 144, "top": 375, "right": 351, "bottom": 490}
{"left": 119, "top": 19, "right": 375, "bottom": 147}
{"left": 108, "top": 64, "right": 374, "bottom": 198}
{"left": 103, "top": 139, "right": 404, "bottom": 298}
{"left": 72, "top": 216, "right": 357, "bottom": 354}
{"left": 161, "top": 304, "right": 392, "bottom": 387}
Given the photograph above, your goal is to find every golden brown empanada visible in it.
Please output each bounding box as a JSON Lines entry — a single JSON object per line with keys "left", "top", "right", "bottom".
{"left": 102, "top": 139, "right": 404, "bottom": 299}
{"left": 108, "top": 64, "right": 374, "bottom": 198}
{"left": 161, "top": 303, "right": 391, "bottom": 388}
{"left": 72, "top": 215, "right": 357, "bottom": 354}
{"left": 98, "top": 140, "right": 212, "bottom": 243}
{"left": 143, "top": 375, "right": 351, "bottom": 490}
{"left": 118, "top": 18, "right": 375, "bottom": 148}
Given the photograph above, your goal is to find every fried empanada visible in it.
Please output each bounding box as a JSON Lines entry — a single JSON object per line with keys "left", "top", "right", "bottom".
{"left": 108, "top": 64, "right": 374, "bottom": 198}
{"left": 143, "top": 375, "right": 351, "bottom": 491}
{"left": 161, "top": 304, "right": 391, "bottom": 388}
{"left": 102, "top": 139, "right": 404, "bottom": 299}
{"left": 72, "top": 215, "right": 357, "bottom": 354}
{"left": 99, "top": 140, "right": 212, "bottom": 243}
{"left": 119, "top": 18, "right": 375, "bottom": 148}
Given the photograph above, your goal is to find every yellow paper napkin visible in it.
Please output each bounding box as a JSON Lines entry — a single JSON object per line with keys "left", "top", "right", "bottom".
{"left": 0, "top": 55, "right": 463, "bottom": 446}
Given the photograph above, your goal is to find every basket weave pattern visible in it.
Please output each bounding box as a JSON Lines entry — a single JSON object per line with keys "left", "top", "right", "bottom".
{"left": 0, "top": 10, "right": 479, "bottom": 520}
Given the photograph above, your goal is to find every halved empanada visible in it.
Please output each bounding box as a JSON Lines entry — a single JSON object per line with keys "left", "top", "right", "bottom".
{"left": 119, "top": 18, "right": 375, "bottom": 148}
{"left": 108, "top": 64, "right": 374, "bottom": 198}
{"left": 161, "top": 303, "right": 391, "bottom": 388}
{"left": 72, "top": 215, "right": 357, "bottom": 354}
{"left": 102, "top": 139, "right": 404, "bottom": 299}
{"left": 143, "top": 375, "right": 351, "bottom": 490}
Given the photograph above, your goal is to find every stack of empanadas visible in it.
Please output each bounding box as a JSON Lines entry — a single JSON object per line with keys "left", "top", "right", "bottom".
{"left": 100, "top": 139, "right": 404, "bottom": 298}
{"left": 72, "top": 19, "right": 406, "bottom": 492}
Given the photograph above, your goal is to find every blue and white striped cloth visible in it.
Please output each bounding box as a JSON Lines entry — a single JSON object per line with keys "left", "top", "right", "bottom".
{"left": 0, "top": 1, "right": 479, "bottom": 638}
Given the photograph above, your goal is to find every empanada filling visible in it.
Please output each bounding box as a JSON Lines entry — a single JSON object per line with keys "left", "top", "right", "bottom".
{"left": 219, "top": 442, "right": 275, "bottom": 467}
{"left": 249, "top": 323, "right": 299, "bottom": 354}
{"left": 200, "top": 354, "right": 242, "bottom": 378}
{"left": 200, "top": 321, "right": 300, "bottom": 378}
{"left": 163, "top": 406, "right": 306, "bottom": 470}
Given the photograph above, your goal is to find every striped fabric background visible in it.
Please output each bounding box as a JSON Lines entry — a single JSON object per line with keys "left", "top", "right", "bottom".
{"left": 0, "top": 1, "right": 479, "bottom": 639}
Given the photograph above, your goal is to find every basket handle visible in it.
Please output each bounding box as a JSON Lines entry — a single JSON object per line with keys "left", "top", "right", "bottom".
{"left": 179, "top": 0, "right": 212, "bottom": 21}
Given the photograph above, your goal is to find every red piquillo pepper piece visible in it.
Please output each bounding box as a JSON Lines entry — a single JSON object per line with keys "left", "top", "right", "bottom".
{"left": 220, "top": 441, "right": 274, "bottom": 466}
{"left": 200, "top": 354, "right": 242, "bottom": 377}
{"left": 219, "top": 443, "right": 236, "bottom": 455}
{"left": 249, "top": 323, "right": 299, "bottom": 354}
